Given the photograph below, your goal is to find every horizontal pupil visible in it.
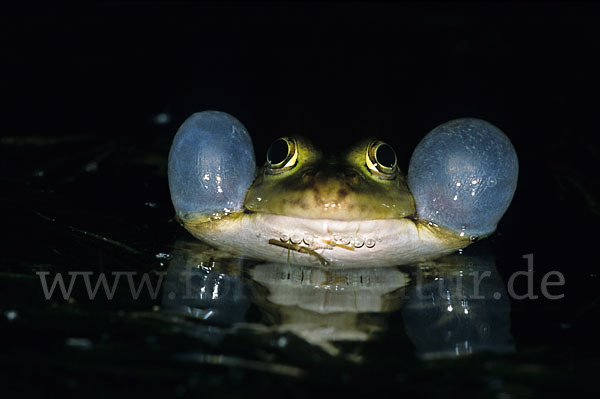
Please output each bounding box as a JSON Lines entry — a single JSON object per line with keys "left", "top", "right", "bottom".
{"left": 376, "top": 144, "right": 396, "bottom": 168}
{"left": 267, "top": 139, "right": 290, "bottom": 165}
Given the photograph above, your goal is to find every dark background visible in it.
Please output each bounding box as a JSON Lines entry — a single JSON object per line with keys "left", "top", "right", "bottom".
{"left": 2, "top": 2, "right": 600, "bottom": 396}
{"left": 5, "top": 2, "right": 600, "bottom": 149}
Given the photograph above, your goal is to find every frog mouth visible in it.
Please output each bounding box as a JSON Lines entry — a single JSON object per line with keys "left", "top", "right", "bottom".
{"left": 261, "top": 214, "right": 405, "bottom": 265}
{"left": 272, "top": 230, "right": 379, "bottom": 250}
{"left": 267, "top": 231, "right": 379, "bottom": 266}
{"left": 224, "top": 211, "right": 400, "bottom": 266}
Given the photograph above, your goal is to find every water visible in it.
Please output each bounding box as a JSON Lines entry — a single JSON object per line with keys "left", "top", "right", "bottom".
{"left": 3, "top": 3, "right": 600, "bottom": 397}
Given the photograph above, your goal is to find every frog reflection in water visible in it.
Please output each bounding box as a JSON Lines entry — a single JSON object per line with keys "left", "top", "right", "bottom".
{"left": 168, "top": 111, "right": 518, "bottom": 267}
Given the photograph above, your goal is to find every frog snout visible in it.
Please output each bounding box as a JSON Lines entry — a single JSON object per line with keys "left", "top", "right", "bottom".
{"left": 302, "top": 168, "right": 360, "bottom": 186}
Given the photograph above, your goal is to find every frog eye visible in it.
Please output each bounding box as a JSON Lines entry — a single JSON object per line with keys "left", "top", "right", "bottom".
{"left": 266, "top": 137, "right": 298, "bottom": 173}
{"left": 366, "top": 140, "right": 397, "bottom": 178}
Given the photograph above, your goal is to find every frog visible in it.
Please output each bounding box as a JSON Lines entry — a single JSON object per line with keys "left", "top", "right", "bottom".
{"left": 168, "top": 111, "right": 518, "bottom": 267}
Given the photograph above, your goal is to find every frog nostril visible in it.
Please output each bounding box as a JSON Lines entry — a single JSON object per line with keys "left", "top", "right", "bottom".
{"left": 343, "top": 170, "right": 359, "bottom": 185}
{"left": 302, "top": 169, "right": 317, "bottom": 179}
{"left": 337, "top": 188, "right": 349, "bottom": 198}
